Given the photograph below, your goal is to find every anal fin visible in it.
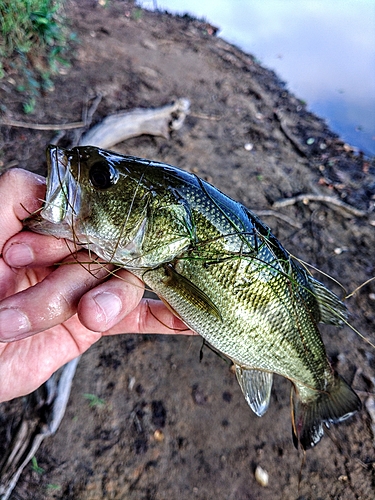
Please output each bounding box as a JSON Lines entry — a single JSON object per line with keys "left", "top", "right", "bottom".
{"left": 235, "top": 365, "right": 273, "bottom": 417}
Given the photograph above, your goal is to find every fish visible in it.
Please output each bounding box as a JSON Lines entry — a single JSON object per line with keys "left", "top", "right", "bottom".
{"left": 26, "top": 145, "right": 361, "bottom": 450}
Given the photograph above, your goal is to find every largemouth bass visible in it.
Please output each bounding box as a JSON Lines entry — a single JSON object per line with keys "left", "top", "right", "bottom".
{"left": 26, "top": 145, "right": 361, "bottom": 450}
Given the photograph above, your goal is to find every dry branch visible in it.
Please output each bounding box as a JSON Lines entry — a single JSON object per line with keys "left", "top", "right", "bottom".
{"left": 256, "top": 209, "right": 302, "bottom": 229}
{"left": 273, "top": 193, "right": 368, "bottom": 218}
{"left": 0, "top": 119, "right": 85, "bottom": 130}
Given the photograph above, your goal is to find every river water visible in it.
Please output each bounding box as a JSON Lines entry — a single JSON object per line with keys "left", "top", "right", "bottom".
{"left": 143, "top": 0, "right": 375, "bottom": 156}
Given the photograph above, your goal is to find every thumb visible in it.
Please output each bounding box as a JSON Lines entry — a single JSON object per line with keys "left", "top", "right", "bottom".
{"left": 0, "top": 169, "right": 46, "bottom": 252}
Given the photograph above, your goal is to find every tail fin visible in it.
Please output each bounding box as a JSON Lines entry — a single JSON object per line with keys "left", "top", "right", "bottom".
{"left": 291, "top": 373, "right": 361, "bottom": 450}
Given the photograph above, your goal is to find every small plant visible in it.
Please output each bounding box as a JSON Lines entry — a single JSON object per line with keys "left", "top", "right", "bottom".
{"left": 23, "top": 96, "right": 36, "bottom": 114}
{"left": 46, "top": 483, "right": 61, "bottom": 491}
{"left": 132, "top": 7, "right": 143, "bottom": 21}
{"left": 31, "top": 456, "right": 45, "bottom": 475}
{"left": 83, "top": 393, "right": 106, "bottom": 408}
{"left": 0, "top": 0, "right": 75, "bottom": 113}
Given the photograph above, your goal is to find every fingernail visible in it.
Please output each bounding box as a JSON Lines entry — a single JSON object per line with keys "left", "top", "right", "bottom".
{"left": 5, "top": 243, "right": 34, "bottom": 267}
{"left": 93, "top": 292, "right": 122, "bottom": 324}
{"left": 0, "top": 308, "right": 31, "bottom": 342}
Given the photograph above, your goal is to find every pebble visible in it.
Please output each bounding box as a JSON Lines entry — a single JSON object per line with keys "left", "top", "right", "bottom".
{"left": 255, "top": 465, "right": 269, "bottom": 487}
{"left": 153, "top": 430, "right": 164, "bottom": 442}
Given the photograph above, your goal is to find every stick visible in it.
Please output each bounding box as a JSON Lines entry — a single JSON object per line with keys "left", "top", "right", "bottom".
{"left": 0, "top": 119, "right": 85, "bottom": 130}
{"left": 255, "top": 209, "right": 302, "bottom": 229}
{"left": 273, "top": 194, "right": 367, "bottom": 218}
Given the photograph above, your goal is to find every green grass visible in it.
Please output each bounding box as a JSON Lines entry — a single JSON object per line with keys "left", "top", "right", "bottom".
{"left": 83, "top": 393, "right": 106, "bottom": 408}
{"left": 46, "top": 483, "right": 61, "bottom": 491}
{"left": 0, "top": 0, "right": 75, "bottom": 112}
{"left": 31, "top": 456, "right": 45, "bottom": 475}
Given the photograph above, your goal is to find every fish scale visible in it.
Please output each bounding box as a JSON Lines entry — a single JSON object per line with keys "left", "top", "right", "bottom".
{"left": 26, "top": 145, "right": 362, "bottom": 450}
{"left": 160, "top": 253, "right": 314, "bottom": 378}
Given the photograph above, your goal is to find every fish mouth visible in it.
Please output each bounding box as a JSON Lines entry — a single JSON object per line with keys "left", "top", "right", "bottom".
{"left": 40, "top": 145, "right": 81, "bottom": 225}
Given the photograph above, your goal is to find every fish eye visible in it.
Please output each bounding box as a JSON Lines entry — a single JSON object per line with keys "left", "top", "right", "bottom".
{"left": 89, "top": 161, "right": 119, "bottom": 189}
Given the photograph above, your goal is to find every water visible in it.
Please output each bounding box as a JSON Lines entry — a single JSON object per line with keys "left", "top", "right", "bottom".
{"left": 143, "top": 0, "right": 375, "bottom": 156}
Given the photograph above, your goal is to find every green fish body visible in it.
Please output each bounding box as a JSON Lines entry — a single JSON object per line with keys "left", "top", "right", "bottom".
{"left": 27, "top": 145, "right": 361, "bottom": 449}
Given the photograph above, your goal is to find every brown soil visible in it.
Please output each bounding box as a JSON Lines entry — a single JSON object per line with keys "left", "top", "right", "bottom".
{"left": 1, "top": 1, "right": 375, "bottom": 499}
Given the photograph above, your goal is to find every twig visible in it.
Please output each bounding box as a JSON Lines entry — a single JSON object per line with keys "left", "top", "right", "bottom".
{"left": 273, "top": 110, "right": 308, "bottom": 157}
{"left": 82, "top": 93, "right": 103, "bottom": 127}
{"left": 71, "top": 93, "right": 104, "bottom": 147}
{"left": 189, "top": 112, "right": 222, "bottom": 121}
{"left": 255, "top": 209, "right": 302, "bottom": 229}
{"left": 0, "top": 118, "right": 85, "bottom": 130}
{"left": 273, "top": 194, "right": 367, "bottom": 218}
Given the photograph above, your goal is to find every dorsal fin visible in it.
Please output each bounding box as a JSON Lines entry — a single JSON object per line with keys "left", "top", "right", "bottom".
{"left": 234, "top": 365, "right": 273, "bottom": 417}
{"left": 307, "top": 275, "right": 348, "bottom": 326}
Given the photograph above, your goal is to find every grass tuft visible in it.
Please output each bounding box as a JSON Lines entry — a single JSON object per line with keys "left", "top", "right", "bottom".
{"left": 0, "top": 0, "right": 75, "bottom": 112}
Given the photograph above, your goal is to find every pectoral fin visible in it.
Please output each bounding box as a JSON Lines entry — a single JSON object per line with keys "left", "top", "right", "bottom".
{"left": 163, "top": 264, "right": 222, "bottom": 321}
{"left": 234, "top": 365, "right": 273, "bottom": 417}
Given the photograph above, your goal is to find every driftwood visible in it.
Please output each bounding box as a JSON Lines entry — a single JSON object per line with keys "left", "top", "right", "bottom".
{"left": 80, "top": 98, "right": 190, "bottom": 148}
{"left": 0, "top": 98, "right": 190, "bottom": 500}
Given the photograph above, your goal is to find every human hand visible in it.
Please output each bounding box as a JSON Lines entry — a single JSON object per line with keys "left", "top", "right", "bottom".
{"left": 0, "top": 168, "right": 193, "bottom": 403}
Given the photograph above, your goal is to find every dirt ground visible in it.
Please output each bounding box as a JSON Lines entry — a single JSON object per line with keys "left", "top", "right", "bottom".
{"left": 1, "top": 1, "right": 375, "bottom": 499}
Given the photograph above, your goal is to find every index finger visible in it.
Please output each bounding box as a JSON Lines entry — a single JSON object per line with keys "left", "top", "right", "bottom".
{"left": 0, "top": 169, "right": 46, "bottom": 251}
